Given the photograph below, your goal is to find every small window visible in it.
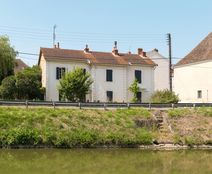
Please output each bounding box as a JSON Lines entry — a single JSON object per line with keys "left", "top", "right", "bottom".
{"left": 106, "top": 91, "right": 113, "bottom": 102}
{"left": 56, "top": 67, "right": 66, "bottom": 80}
{"left": 106, "top": 69, "right": 113, "bottom": 82}
{"left": 197, "top": 90, "right": 202, "bottom": 99}
{"left": 136, "top": 92, "right": 142, "bottom": 103}
{"left": 135, "top": 70, "right": 142, "bottom": 83}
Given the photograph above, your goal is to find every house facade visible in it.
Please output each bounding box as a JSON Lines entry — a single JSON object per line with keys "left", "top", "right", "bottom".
{"left": 147, "top": 49, "right": 169, "bottom": 91}
{"left": 174, "top": 33, "right": 212, "bottom": 103}
{"left": 38, "top": 45, "right": 156, "bottom": 102}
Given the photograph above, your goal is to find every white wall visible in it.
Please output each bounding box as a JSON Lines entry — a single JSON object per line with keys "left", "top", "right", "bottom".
{"left": 41, "top": 58, "right": 155, "bottom": 102}
{"left": 174, "top": 60, "right": 212, "bottom": 103}
{"left": 153, "top": 59, "right": 169, "bottom": 90}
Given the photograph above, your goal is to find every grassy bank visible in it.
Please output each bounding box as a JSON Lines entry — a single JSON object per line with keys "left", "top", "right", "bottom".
{"left": 0, "top": 107, "right": 154, "bottom": 147}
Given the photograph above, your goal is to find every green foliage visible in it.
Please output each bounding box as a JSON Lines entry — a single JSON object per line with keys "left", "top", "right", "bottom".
{"left": 0, "top": 66, "right": 44, "bottom": 100}
{"left": 151, "top": 89, "right": 179, "bottom": 103}
{"left": 197, "top": 107, "right": 212, "bottom": 117}
{"left": 0, "top": 107, "right": 154, "bottom": 147}
{"left": 128, "top": 79, "right": 140, "bottom": 103}
{"left": 0, "top": 36, "right": 16, "bottom": 83}
{"left": 168, "top": 108, "right": 191, "bottom": 118}
{"left": 0, "top": 76, "right": 17, "bottom": 99}
{"left": 58, "top": 67, "right": 93, "bottom": 102}
{"left": 16, "top": 66, "right": 44, "bottom": 100}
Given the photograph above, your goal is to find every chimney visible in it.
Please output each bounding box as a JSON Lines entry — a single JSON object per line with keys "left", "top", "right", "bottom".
{"left": 138, "top": 48, "right": 147, "bottom": 57}
{"left": 112, "top": 41, "right": 119, "bottom": 55}
{"left": 137, "top": 48, "right": 143, "bottom": 55}
{"left": 57, "top": 42, "right": 60, "bottom": 48}
{"left": 154, "top": 48, "right": 158, "bottom": 52}
{"left": 143, "top": 52, "right": 146, "bottom": 57}
{"left": 84, "top": 44, "right": 89, "bottom": 53}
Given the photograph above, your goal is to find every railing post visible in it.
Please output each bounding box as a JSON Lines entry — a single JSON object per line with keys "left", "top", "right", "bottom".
{"left": 172, "top": 103, "right": 174, "bottom": 109}
{"left": 104, "top": 103, "right": 107, "bottom": 110}
{"left": 127, "top": 103, "right": 130, "bottom": 109}
{"left": 52, "top": 101, "right": 55, "bottom": 109}
{"left": 193, "top": 103, "right": 196, "bottom": 108}
{"left": 25, "top": 100, "right": 28, "bottom": 109}
{"left": 149, "top": 103, "right": 151, "bottom": 110}
{"left": 79, "top": 102, "right": 81, "bottom": 109}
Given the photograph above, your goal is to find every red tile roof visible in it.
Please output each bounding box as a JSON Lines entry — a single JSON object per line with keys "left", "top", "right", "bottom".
{"left": 14, "top": 59, "right": 29, "bottom": 73}
{"left": 38, "top": 47, "right": 156, "bottom": 66}
{"left": 176, "top": 32, "right": 212, "bottom": 66}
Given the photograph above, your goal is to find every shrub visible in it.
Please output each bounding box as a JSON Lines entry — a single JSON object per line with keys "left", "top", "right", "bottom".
{"left": 168, "top": 108, "right": 191, "bottom": 118}
{"left": 151, "top": 89, "right": 179, "bottom": 103}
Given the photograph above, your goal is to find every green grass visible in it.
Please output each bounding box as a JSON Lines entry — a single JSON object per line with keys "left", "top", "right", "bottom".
{"left": 0, "top": 107, "right": 153, "bottom": 147}
{"left": 167, "top": 108, "right": 192, "bottom": 118}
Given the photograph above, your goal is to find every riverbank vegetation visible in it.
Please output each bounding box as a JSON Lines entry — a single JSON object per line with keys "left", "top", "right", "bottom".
{"left": 0, "top": 107, "right": 211, "bottom": 148}
{"left": 0, "top": 107, "right": 154, "bottom": 147}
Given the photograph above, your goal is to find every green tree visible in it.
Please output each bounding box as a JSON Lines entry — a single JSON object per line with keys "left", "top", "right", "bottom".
{"left": 0, "top": 76, "right": 17, "bottom": 99}
{"left": 58, "top": 68, "right": 93, "bottom": 102}
{"left": 16, "top": 66, "right": 44, "bottom": 100}
{"left": 128, "top": 79, "right": 140, "bottom": 102}
{"left": 0, "top": 36, "right": 16, "bottom": 83}
{"left": 151, "top": 89, "right": 179, "bottom": 103}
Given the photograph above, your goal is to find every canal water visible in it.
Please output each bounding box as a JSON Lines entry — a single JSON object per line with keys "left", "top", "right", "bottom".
{"left": 0, "top": 149, "right": 211, "bottom": 174}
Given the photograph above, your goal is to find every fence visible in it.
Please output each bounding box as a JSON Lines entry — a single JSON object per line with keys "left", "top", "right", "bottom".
{"left": 0, "top": 100, "right": 212, "bottom": 109}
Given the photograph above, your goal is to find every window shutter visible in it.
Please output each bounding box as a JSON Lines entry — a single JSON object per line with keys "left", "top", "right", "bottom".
{"left": 135, "top": 70, "right": 142, "bottom": 83}
{"left": 106, "top": 69, "right": 113, "bottom": 82}
{"left": 56, "top": 67, "right": 60, "bottom": 79}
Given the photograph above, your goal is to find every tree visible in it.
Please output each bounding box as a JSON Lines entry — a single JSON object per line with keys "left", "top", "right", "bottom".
{"left": 0, "top": 76, "right": 17, "bottom": 99}
{"left": 58, "top": 68, "right": 93, "bottom": 102}
{"left": 16, "top": 66, "right": 44, "bottom": 100}
{"left": 150, "top": 89, "right": 179, "bottom": 103}
{"left": 128, "top": 79, "right": 140, "bottom": 102}
{"left": 0, "top": 36, "right": 16, "bottom": 83}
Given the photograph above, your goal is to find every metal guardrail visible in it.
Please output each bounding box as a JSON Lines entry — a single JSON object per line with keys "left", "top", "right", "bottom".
{"left": 0, "top": 100, "right": 212, "bottom": 109}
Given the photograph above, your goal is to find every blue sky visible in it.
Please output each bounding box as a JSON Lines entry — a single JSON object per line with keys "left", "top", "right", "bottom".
{"left": 0, "top": 0, "right": 212, "bottom": 66}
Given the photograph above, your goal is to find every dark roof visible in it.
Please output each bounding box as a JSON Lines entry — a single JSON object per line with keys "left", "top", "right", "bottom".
{"left": 176, "top": 32, "right": 212, "bottom": 66}
{"left": 14, "top": 59, "right": 28, "bottom": 73}
{"left": 38, "top": 47, "right": 156, "bottom": 66}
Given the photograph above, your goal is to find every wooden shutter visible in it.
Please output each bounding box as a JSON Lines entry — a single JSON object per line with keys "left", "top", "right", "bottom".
{"left": 106, "top": 69, "right": 113, "bottom": 82}
{"left": 135, "top": 70, "right": 142, "bottom": 83}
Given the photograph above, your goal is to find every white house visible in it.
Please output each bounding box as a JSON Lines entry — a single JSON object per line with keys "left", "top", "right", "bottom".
{"left": 147, "top": 49, "right": 169, "bottom": 91}
{"left": 174, "top": 33, "right": 212, "bottom": 103}
{"left": 38, "top": 44, "right": 156, "bottom": 102}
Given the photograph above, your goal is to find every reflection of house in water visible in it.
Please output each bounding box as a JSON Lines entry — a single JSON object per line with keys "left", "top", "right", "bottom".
{"left": 14, "top": 59, "right": 29, "bottom": 73}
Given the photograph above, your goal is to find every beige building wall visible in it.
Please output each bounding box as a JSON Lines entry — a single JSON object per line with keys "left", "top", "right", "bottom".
{"left": 174, "top": 60, "right": 212, "bottom": 103}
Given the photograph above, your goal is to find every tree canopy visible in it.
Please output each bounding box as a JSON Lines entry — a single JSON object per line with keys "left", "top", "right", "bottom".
{"left": 0, "top": 36, "right": 16, "bottom": 83}
{"left": 0, "top": 66, "right": 44, "bottom": 100}
{"left": 58, "top": 68, "right": 93, "bottom": 102}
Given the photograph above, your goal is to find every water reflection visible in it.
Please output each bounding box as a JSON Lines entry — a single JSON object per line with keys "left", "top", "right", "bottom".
{"left": 0, "top": 149, "right": 211, "bottom": 174}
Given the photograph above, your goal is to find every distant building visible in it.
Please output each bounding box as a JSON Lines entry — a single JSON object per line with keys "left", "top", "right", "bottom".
{"left": 14, "top": 59, "right": 28, "bottom": 73}
{"left": 38, "top": 44, "right": 156, "bottom": 102}
{"left": 147, "top": 49, "right": 169, "bottom": 91}
{"left": 174, "top": 33, "right": 212, "bottom": 103}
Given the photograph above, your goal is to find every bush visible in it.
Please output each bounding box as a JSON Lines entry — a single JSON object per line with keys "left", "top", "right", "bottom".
{"left": 151, "top": 89, "right": 179, "bottom": 103}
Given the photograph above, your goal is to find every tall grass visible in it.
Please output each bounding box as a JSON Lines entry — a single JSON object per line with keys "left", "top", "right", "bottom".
{"left": 0, "top": 107, "right": 153, "bottom": 147}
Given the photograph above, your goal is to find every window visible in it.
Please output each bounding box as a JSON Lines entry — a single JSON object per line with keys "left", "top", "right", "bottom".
{"left": 197, "top": 90, "right": 202, "bottom": 99}
{"left": 56, "top": 67, "right": 66, "bottom": 80}
{"left": 106, "top": 69, "right": 113, "bottom": 82}
{"left": 135, "top": 70, "right": 142, "bottom": 83}
{"left": 136, "top": 92, "right": 142, "bottom": 103}
{"left": 106, "top": 91, "right": 113, "bottom": 102}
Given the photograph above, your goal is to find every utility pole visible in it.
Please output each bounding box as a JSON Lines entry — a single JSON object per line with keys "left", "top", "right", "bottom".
{"left": 167, "top": 33, "right": 172, "bottom": 92}
{"left": 53, "top": 25, "right": 57, "bottom": 47}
